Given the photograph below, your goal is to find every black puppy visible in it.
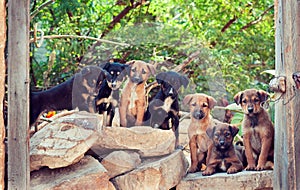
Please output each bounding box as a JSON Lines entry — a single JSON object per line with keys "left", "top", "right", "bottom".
{"left": 145, "top": 71, "right": 189, "bottom": 147}
{"left": 30, "top": 66, "right": 107, "bottom": 125}
{"left": 95, "top": 62, "right": 129, "bottom": 126}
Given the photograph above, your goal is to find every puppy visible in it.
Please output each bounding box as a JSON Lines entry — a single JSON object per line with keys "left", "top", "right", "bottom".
{"left": 144, "top": 71, "right": 189, "bottom": 147}
{"left": 183, "top": 93, "right": 217, "bottom": 173}
{"left": 119, "top": 60, "right": 155, "bottom": 127}
{"left": 95, "top": 62, "right": 129, "bottom": 126}
{"left": 202, "top": 122, "right": 243, "bottom": 176}
{"left": 30, "top": 66, "right": 106, "bottom": 125}
{"left": 234, "top": 89, "right": 274, "bottom": 170}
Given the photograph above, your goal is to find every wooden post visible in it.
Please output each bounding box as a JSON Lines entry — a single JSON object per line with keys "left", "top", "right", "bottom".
{"left": 0, "top": 0, "right": 6, "bottom": 189}
{"left": 7, "top": 0, "right": 30, "bottom": 189}
{"left": 274, "top": 0, "right": 300, "bottom": 189}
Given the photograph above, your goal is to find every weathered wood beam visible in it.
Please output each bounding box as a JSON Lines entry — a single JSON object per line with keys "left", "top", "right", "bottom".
{"left": 274, "top": 0, "right": 300, "bottom": 189}
{"left": 0, "top": 0, "right": 6, "bottom": 189}
{"left": 7, "top": 0, "right": 30, "bottom": 189}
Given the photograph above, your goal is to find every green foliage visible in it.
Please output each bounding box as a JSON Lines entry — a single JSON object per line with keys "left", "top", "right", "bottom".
{"left": 30, "top": 0, "right": 275, "bottom": 100}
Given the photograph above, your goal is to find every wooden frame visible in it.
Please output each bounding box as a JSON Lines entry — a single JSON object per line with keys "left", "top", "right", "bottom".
{"left": 2, "top": 0, "right": 300, "bottom": 189}
{"left": 274, "top": 0, "right": 300, "bottom": 189}
{"left": 7, "top": 0, "right": 30, "bottom": 189}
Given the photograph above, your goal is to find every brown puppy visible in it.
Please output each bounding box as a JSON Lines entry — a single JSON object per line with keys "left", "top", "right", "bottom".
{"left": 234, "top": 89, "right": 274, "bottom": 171}
{"left": 202, "top": 122, "right": 243, "bottom": 176}
{"left": 183, "top": 93, "right": 217, "bottom": 173}
{"left": 119, "top": 60, "right": 155, "bottom": 127}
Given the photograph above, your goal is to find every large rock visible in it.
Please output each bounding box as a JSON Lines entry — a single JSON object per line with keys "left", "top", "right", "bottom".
{"left": 30, "top": 111, "right": 102, "bottom": 171}
{"left": 113, "top": 150, "right": 189, "bottom": 190}
{"left": 92, "top": 126, "right": 175, "bottom": 157}
{"left": 101, "top": 151, "right": 141, "bottom": 178}
{"left": 30, "top": 155, "right": 115, "bottom": 190}
{"left": 177, "top": 170, "right": 273, "bottom": 190}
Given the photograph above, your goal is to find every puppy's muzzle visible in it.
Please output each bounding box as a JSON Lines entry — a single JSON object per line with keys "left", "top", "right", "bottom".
{"left": 247, "top": 106, "right": 254, "bottom": 113}
{"left": 192, "top": 110, "right": 205, "bottom": 120}
{"left": 131, "top": 76, "right": 143, "bottom": 84}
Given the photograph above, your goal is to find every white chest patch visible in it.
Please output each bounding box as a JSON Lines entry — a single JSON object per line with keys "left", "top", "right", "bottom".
{"left": 162, "top": 96, "right": 174, "bottom": 112}
{"left": 129, "top": 87, "right": 138, "bottom": 109}
{"left": 219, "top": 160, "right": 227, "bottom": 171}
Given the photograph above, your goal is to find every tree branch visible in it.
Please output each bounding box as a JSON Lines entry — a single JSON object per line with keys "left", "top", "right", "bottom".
{"left": 30, "top": 0, "right": 55, "bottom": 20}
{"left": 221, "top": 15, "right": 237, "bottom": 32}
{"left": 240, "top": 5, "right": 274, "bottom": 31}
{"left": 100, "top": 1, "right": 145, "bottom": 38}
{"left": 30, "top": 34, "right": 130, "bottom": 47}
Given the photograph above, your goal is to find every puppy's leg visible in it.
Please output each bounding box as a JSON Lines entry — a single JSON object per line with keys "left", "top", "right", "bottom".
{"left": 119, "top": 97, "right": 129, "bottom": 127}
{"left": 256, "top": 137, "right": 273, "bottom": 170}
{"left": 172, "top": 115, "right": 180, "bottom": 149}
{"left": 188, "top": 135, "right": 201, "bottom": 173}
{"left": 135, "top": 101, "right": 145, "bottom": 126}
{"left": 202, "top": 158, "right": 219, "bottom": 176}
{"left": 226, "top": 156, "right": 244, "bottom": 174}
{"left": 243, "top": 132, "right": 256, "bottom": 170}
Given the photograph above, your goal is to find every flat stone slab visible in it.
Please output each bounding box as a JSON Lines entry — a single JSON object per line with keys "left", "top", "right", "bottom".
{"left": 30, "top": 155, "right": 115, "bottom": 190}
{"left": 176, "top": 170, "right": 273, "bottom": 190}
{"left": 92, "top": 126, "right": 175, "bottom": 157}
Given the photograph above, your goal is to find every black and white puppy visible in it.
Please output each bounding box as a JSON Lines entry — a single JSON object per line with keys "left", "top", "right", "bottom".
{"left": 30, "top": 66, "right": 107, "bottom": 125}
{"left": 95, "top": 62, "right": 129, "bottom": 126}
{"left": 145, "top": 71, "right": 189, "bottom": 147}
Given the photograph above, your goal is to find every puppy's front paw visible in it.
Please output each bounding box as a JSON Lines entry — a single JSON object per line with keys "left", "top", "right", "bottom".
{"left": 245, "top": 164, "right": 256, "bottom": 171}
{"left": 255, "top": 164, "right": 266, "bottom": 171}
{"left": 227, "top": 167, "right": 238, "bottom": 174}
{"left": 187, "top": 167, "right": 198, "bottom": 173}
{"left": 202, "top": 168, "right": 214, "bottom": 176}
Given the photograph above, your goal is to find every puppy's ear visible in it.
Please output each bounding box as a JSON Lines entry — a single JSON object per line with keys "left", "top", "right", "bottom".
{"left": 206, "top": 126, "right": 215, "bottom": 139}
{"left": 156, "top": 72, "right": 165, "bottom": 84}
{"left": 125, "top": 60, "right": 135, "bottom": 66}
{"left": 147, "top": 64, "right": 156, "bottom": 76}
{"left": 207, "top": 96, "right": 217, "bottom": 109}
{"left": 180, "top": 75, "right": 189, "bottom": 88}
{"left": 229, "top": 125, "right": 239, "bottom": 137}
{"left": 121, "top": 64, "right": 130, "bottom": 76}
{"left": 183, "top": 94, "right": 193, "bottom": 106}
{"left": 234, "top": 92, "right": 243, "bottom": 105}
{"left": 103, "top": 62, "right": 111, "bottom": 70}
{"left": 257, "top": 90, "right": 269, "bottom": 102}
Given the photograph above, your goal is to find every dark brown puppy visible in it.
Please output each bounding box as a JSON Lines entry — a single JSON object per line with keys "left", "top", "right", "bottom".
{"left": 234, "top": 89, "right": 274, "bottom": 171}
{"left": 183, "top": 93, "right": 217, "bottom": 173}
{"left": 119, "top": 60, "right": 155, "bottom": 127}
{"left": 202, "top": 122, "right": 243, "bottom": 176}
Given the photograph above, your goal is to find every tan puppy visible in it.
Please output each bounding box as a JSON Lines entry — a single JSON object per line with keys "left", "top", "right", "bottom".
{"left": 183, "top": 93, "right": 217, "bottom": 173}
{"left": 234, "top": 89, "right": 274, "bottom": 170}
{"left": 119, "top": 60, "right": 155, "bottom": 127}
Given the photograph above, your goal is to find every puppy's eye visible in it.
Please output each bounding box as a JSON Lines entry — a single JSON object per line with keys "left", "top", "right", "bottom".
{"left": 203, "top": 103, "right": 208, "bottom": 107}
{"left": 191, "top": 102, "right": 196, "bottom": 106}
{"left": 132, "top": 68, "right": 136, "bottom": 72}
{"left": 242, "top": 99, "right": 247, "bottom": 104}
{"left": 142, "top": 69, "right": 146, "bottom": 74}
{"left": 225, "top": 132, "right": 231, "bottom": 138}
{"left": 254, "top": 98, "right": 260, "bottom": 103}
{"left": 110, "top": 71, "right": 114, "bottom": 75}
{"left": 117, "top": 71, "right": 120, "bottom": 76}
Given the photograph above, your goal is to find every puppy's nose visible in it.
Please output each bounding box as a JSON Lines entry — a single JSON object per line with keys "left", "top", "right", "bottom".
{"left": 248, "top": 107, "right": 254, "bottom": 113}
{"left": 193, "top": 110, "right": 205, "bottom": 119}
{"left": 219, "top": 140, "right": 225, "bottom": 146}
{"left": 132, "top": 76, "right": 142, "bottom": 83}
{"left": 111, "top": 82, "right": 116, "bottom": 88}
